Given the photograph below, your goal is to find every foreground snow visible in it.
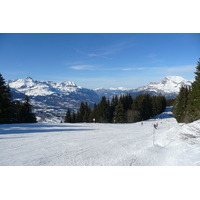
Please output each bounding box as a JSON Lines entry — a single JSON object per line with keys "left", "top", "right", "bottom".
{"left": 0, "top": 107, "right": 200, "bottom": 166}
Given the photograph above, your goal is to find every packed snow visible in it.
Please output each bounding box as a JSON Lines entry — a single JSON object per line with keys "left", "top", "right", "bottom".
{"left": 0, "top": 107, "right": 200, "bottom": 166}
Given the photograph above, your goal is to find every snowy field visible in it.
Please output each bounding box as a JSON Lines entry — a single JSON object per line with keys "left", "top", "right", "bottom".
{"left": 0, "top": 107, "right": 200, "bottom": 166}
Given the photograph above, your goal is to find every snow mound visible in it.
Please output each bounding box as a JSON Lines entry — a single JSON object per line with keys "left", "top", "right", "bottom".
{"left": 178, "top": 120, "right": 200, "bottom": 143}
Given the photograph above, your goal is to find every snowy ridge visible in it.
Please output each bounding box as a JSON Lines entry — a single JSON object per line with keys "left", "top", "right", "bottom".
{"left": 94, "top": 87, "right": 130, "bottom": 91}
{"left": 8, "top": 77, "right": 78, "bottom": 96}
{"left": 134, "top": 76, "right": 192, "bottom": 94}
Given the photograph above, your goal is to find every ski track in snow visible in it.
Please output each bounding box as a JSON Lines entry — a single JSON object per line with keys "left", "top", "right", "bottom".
{"left": 0, "top": 107, "right": 200, "bottom": 166}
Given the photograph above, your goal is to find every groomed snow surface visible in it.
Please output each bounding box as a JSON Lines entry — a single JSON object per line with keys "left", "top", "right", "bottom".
{"left": 1, "top": 107, "right": 200, "bottom": 166}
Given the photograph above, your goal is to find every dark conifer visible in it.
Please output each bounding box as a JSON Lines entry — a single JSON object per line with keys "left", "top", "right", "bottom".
{"left": 13, "top": 100, "right": 24, "bottom": 123}
{"left": 186, "top": 58, "right": 200, "bottom": 122}
{"left": 20, "top": 96, "right": 37, "bottom": 123}
{"left": 114, "top": 101, "right": 125, "bottom": 123}
{"left": 0, "top": 73, "right": 13, "bottom": 124}
{"left": 90, "top": 103, "right": 98, "bottom": 122}
{"left": 98, "top": 96, "right": 110, "bottom": 123}
{"left": 83, "top": 102, "right": 91, "bottom": 122}
{"left": 173, "top": 86, "right": 190, "bottom": 122}
{"left": 64, "top": 108, "right": 72, "bottom": 123}
{"left": 71, "top": 112, "right": 77, "bottom": 123}
{"left": 133, "top": 94, "right": 152, "bottom": 120}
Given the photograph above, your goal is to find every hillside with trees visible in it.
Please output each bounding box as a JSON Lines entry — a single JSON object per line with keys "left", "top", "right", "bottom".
{"left": 64, "top": 93, "right": 167, "bottom": 123}
{"left": 173, "top": 58, "right": 200, "bottom": 123}
{"left": 0, "top": 73, "right": 37, "bottom": 124}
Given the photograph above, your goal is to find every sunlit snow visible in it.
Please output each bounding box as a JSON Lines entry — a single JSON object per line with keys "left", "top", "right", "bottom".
{"left": 0, "top": 107, "right": 199, "bottom": 166}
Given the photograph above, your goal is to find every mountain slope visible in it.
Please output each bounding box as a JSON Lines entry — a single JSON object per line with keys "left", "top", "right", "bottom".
{"left": 130, "top": 76, "right": 192, "bottom": 99}
{"left": 8, "top": 77, "right": 100, "bottom": 122}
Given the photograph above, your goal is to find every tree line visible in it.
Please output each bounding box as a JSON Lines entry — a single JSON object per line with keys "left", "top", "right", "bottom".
{"left": 173, "top": 58, "right": 200, "bottom": 123}
{"left": 0, "top": 73, "right": 37, "bottom": 124}
{"left": 64, "top": 93, "right": 167, "bottom": 123}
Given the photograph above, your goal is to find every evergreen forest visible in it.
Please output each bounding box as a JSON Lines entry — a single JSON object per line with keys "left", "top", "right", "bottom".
{"left": 173, "top": 58, "right": 200, "bottom": 123}
{"left": 0, "top": 73, "right": 37, "bottom": 124}
{"left": 64, "top": 93, "right": 167, "bottom": 123}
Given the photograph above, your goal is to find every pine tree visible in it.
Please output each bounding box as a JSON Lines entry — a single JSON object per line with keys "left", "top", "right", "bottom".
{"left": 114, "top": 101, "right": 125, "bottom": 123}
{"left": 12, "top": 100, "right": 24, "bottom": 123}
{"left": 0, "top": 73, "right": 13, "bottom": 124}
{"left": 186, "top": 58, "right": 200, "bottom": 122}
{"left": 110, "top": 96, "right": 118, "bottom": 121}
{"left": 173, "top": 86, "right": 190, "bottom": 122}
{"left": 64, "top": 108, "right": 72, "bottom": 123}
{"left": 133, "top": 94, "right": 152, "bottom": 120}
{"left": 83, "top": 102, "right": 91, "bottom": 122}
{"left": 71, "top": 112, "right": 77, "bottom": 123}
{"left": 76, "top": 102, "right": 85, "bottom": 122}
{"left": 20, "top": 96, "right": 37, "bottom": 123}
{"left": 151, "top": 96, "right": 167, "bottom": 117}
{"left": 90, "top": 103, "right": 98, "bottom": 122}
{"left": 120, "top": 93, "right": 133, "bottom": 111}
{"left": 98, "top": 96, "right": 110, "bottom": 123}
{"left": 76, "top": 102, "right": 91, "bottom": 122}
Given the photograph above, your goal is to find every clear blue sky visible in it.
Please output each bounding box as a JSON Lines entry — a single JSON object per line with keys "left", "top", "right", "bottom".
{"left": 0, "top": 33, "right": 199, "bottom": 89}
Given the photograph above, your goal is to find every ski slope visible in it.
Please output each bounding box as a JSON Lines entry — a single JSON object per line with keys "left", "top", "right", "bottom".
{"left": 0, "top": 107, "right": 200, "bottom": 166}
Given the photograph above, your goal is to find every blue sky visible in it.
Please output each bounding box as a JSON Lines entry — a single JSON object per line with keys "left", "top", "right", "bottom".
{"left": 0, "top": 33, "right": 199, "bottom": 89}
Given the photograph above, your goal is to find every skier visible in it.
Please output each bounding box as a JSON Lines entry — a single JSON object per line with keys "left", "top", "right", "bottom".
{"left": 154, "top": 123, "right": 158, "bottom": 129}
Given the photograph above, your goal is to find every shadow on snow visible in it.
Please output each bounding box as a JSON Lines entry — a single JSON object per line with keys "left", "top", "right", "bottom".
{"left": 0, "top": 123, "right": 96, "bottom": 136}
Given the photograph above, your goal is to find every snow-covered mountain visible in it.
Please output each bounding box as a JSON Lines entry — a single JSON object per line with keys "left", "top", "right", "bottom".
{"left": 8, "top": 77, "right": 100, "bottom": 122}
{"left": 8, "top": 76, "right": 192, "bottom": 122}
{"left": 8, "top": 77, "right": 79, "bottom": 96}
{"left": 131, "top": 76, "right": 192, "bottom": 99}
{"left": 94, "top": 76, "right": 192, "bottom": 99}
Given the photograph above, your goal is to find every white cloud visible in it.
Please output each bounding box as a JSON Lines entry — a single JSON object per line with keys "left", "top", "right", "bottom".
{"left": 88, "top": 40, "right": 136, "bottom": 59}
{"left": 69, "top": 65, "right": 97, "bottom": 70}
{"left": 88, "top": 53, "right": 109, "bottom": 59}
{"left": 122, "top": 67, "right": 146, "bottom": 71}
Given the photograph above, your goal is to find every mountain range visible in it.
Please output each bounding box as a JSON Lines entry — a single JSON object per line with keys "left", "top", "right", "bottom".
{"left": 94, "top": 76, "right": 192, "bottom": 99}
{"left": 8, "top": 77, "right": 99, "bottom": 122}
{"left": 7, "top": 76, "right": 192, "bottom": 122}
